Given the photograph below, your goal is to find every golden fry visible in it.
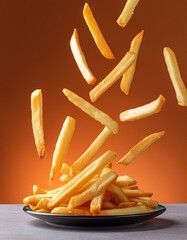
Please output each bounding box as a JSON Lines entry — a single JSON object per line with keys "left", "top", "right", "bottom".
{"left": 83, "top": 3, "right": 115, "bottom": 59}
{"left": 48, "top": 150, "right": 117, "bottom": 210}
{"left": 63, "top": 88, "right": 119, "bottom": 134}
{"left": 70, "top": 28, "right": 96, "bottom": 85}
{"left": 90, "top": 190, "right": 105, "bottom": 215}
{"left": 51, "top": 206, "right": 91, "bottom": 215}
{"left": 31, "top": 89, "right": 45, "bottom": 158}
{"left": 115, "top": 175, "right": 137, "bottom": 187}
{"left": 107, "top": 184, "right": 129, "bottom": 203}
{"left": 118, "top": 131, "right": 165, "bottom": 165}
{"left": 68, "top": 171, "right": 117, "bottom": 209}
{"left": 117, "top": 0, "right": 140, "bottom": 28}
{"left": 99, "top": 205, "right": 154, "bottom": 216}
{"left": 163, "top": 47, "right": 187, "bottom": 106}
{"left": 49, "top": 116, "right": 76, "bottom": 183}
{"left": 121, "top": 30, "right": 144, "bottom": 95}
{"left": 119, "top": 95, "right": 165, "bottom": 122}
{"left": 89, "top": 51, "right": 136, "bottom": 102}
{"left": 71, "top": 126, "right": 113, "bottom": 174}
{"left": 121, "top": 188, "right": 153, "bottom": 198}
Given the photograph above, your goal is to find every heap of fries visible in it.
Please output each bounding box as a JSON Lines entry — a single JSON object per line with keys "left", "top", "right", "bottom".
{"left": 24, "top": 1, "right": 187, "bottom": 216}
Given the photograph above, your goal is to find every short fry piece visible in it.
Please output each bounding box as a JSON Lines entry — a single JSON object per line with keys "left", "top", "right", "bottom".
{"left": 70, "top": 28, "right": 96, "bottom": 85}
{"left": 121, "top": 30, "right": 144, "bottom": 95}
{"left": 68, "top": 171, "right": 117, "bottom": 209}
{"left": 117, "top": 0, "right": 140, "bottom": 28}
{"left": 99, "top": 205, "right": 154, "bottom": 216}
{"left": 118, "top": 131, "right": 165, "bottom": 165}
{"left": 163, "top": 47, "right": 187, "bottom": 106}
{"left": 90, "top": 190, "right": 105, "bottom": 215}
{"left": 119, "top": 95, "right": 165, "bottom": 122}
{"left": 63, "top": 88, "right": 119, "bottom": 134}
{"left": 89, "top": 51, "right": 136, "bottom": 102}
{"left": 49, "top": 116, "right": 76, "bottom": 183}
{"left": 83, "top": 3, "right": 115, "bottom": 59}
{"left": 115, "top": 175, "right": 137, "bottom": 187}
{"left": 48, "top": 150, "right": 117, "bottom": 210}
{"left": 31, "top": 89, "right": 45, "bottom": 158}
{"left": 71, "top": 126, "right": 113, "bottom": 174}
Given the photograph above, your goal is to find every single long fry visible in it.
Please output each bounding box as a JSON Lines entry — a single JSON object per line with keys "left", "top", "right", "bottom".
{"left": 117, "top": 0, "right": 140, "bottom": 28}
{"left": 99, "top": 205, "right": 154, "bottom": 216}
{"left": 71, "top": 126, "right": 113, "bottom": 174}
{"left": 121, "top": 30, "right": 144, "bottom": 95}
{"left": 121, "top": 188, "right": 153, "bottom": 198}
{"left": 70, "top": 28, "right": 96, "bottom": 85}
{"left": 63, "top": 88, "right": 119, "bottom": 134}
{"left": 68, "top": 171, "right": 117, "bottom": 209}
{"left": 51, "top": 206, "right": 91, "bottom": 215}
{"left": 119, "top": 95, "right": 165, "bottom": 122}
{"left": 163, "top": 47, "right": 187, "bottom": 106}
{"left": 118, "top": 131, "right": 165, "bottom": 165}
{"left": 83, "top": 3, "right": 115, "bottom": 59}
{"left": 49, "top": 116, "right": 76, "bottom": 183}
{"left": 31, "top": 89, "right": 45, "bottom": 158}
{"left": 48, "top": 150, "right": 117, "bottom": 210}
{"left": 89, "top": 51, "right": 136, "bottom": 102}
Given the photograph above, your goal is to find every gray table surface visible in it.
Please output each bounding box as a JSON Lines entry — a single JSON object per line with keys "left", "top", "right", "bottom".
{"left": 0, "top": 204, "right": 186, "bottom": 240}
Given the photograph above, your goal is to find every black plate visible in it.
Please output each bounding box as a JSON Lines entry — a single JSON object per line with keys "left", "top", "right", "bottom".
{"left": 23, "top": 204, "right": 166, "bottom": 227}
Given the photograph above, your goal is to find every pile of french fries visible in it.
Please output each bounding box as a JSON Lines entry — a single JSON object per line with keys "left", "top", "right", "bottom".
{"left": 24, "top": 0, "right": 187, "bottom": 216}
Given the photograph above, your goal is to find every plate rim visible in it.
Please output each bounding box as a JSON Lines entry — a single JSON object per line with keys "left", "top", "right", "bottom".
{"left": 23, "top": 204, "right": 166, "bottom": 219}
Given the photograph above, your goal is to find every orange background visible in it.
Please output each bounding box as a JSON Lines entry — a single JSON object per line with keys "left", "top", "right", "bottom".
{"left": 0, "top": 0, "right": 187, "bottom": 204}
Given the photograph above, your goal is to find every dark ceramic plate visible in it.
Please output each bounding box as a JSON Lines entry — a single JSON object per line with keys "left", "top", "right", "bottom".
{"left": 23, "top": 204, "right": 166, "bottom": 228}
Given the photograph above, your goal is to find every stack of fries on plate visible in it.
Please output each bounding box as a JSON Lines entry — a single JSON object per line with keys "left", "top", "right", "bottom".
{"left": 24, "top": 0, "right": 187, "bottom": 216}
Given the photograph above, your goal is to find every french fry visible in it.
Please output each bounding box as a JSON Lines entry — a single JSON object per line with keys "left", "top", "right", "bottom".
{"left": 60, "top": 163, "right": 71, "bottom": 175}
{"left": 107, "top": 184, "right": 129, "bottom": 203}
{"left": 47, "top": 150, "right": 117, "bottom": 210}
{"left": 118, "top": 131, "right": 165, "bottom": 165}
{"left": 121, "top": 30, "right": 144, "bottom": 95}
{"left": 68, "top": 171, "right": 117, "bottom": 209}
{"left": 102, "top": 201, "right": 116, "bottom": 209}
{"left": 59, "top": 174, "right": 73, "bottom": 184}
{"left": 119, "top": 95, "right": 166, "bottom": 122}
{"left": 99, "top": 205, "right": 154, "bottom": 216}
{"left": 51, "top": 206, "right": 91, "bottom": 215}
{"left": 49, "top": 116, "right": 76, "bottom": 184}
{"left": 89, "top": 51, "right": 136, "bottom": 102}
{"left": 35, "top": 198, "right": 49, "bottom": 211}
{"left": 83, "top": 3, "right": 115, "bottom": 60}
{"left": 163, "top": 47, "right": 187, "bottom": 106}
{"left": 70, "top": 28, "right": 96, "bottom": 85}
{"left": 117, "top": 0, "right": 140, "bottom": 28}
{"left": 115, "top": 175, "right": 137, "bottom": 187}
{"left": 33, "top": 185, "right": 47, "bottom": 195}
{"left": 35, "top": 208, "right": 51, "bottom": 213}
{"left": 132, "top": 197, "right": 158, "bottom": 208}
{"left": 90, "top": 190, "right": 105, "bottom": 215}
{"left": 71, "top": 126, "right": 113, "bottom": 174}
{"left": 31, "top": 89, "right": 45, "bottom": 158}
{"left": 121, "top": 188, "right": 153, "bottom": 198}
{"left": 117, "top": 201, "right": 136, "bottom": 208}
{"left": 63, "top": 88, "right": 119, "bottom": 134}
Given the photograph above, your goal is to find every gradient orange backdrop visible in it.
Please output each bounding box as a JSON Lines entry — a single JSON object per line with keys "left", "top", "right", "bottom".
{"left": 0, "top": 0, "right": 187, "bottom": 204}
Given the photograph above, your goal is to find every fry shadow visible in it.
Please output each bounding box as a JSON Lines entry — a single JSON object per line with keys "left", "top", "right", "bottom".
{"left": 29, "top": 217, "right": 177, "bottom": 232}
